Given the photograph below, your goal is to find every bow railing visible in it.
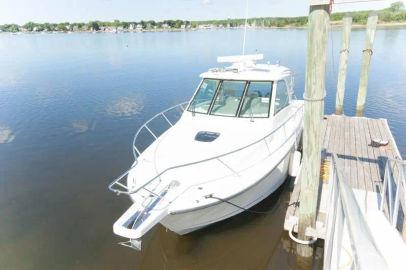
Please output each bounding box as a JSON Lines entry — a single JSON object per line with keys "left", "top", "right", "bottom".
{"left": 108, "top": 101, "right": 188, "bottom": 195}
{"left": 132, "top": 102, "right": 189, "bottom": 159}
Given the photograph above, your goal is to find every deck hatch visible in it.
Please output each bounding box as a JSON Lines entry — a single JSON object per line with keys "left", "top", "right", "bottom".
{"left": 194, "top": 131, "right": 220, "bottom": 142}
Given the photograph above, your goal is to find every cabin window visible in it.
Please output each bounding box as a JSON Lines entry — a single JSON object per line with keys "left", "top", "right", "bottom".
{"left": 239, "top": 82, "right": 273, "bottom": 118}
{"left": 274, "top": 80, "right": 290, "bottom": 115}
{"left": 188, "top": 79, "right": 220, "bottom": 114}
{"left": 210, "top": 80, "right": 246, "bottom": 117}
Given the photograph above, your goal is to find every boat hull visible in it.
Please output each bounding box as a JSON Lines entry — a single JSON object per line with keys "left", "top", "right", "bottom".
{"left": 160, "top": 148, "right": 292, "bottom": 235}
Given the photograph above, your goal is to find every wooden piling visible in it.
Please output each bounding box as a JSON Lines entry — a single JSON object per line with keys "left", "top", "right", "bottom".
{"left": 335, "top": 15, "right": 352, "bottom": 115}
{"left": 356, "top": 12, "right": 378, "bottom": 117}
{"left": 298, "top": 4, "right": 330, "bottom": 257}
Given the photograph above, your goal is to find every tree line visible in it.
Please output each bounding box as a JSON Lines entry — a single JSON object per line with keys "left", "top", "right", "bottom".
{"left": 1, "top": 2, "right": 404, "bottom": 33}
{"left": 0, "top": 19, "right": 194, "bottom": 32}
{"left": 201, "top": 2, "right": 406, "bottom": 27}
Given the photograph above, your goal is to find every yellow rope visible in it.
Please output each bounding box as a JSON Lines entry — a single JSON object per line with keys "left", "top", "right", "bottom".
{"left": 320, "top": 159, "right": 330, "bottom": 183}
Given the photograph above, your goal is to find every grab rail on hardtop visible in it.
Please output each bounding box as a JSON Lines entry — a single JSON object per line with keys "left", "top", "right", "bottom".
{"left": 380, "top": 158, "right": 406, "bottom": 235}
{"left": 108, "top": 102, "right": 304, "bottom": 196}
{"left": 323, "top": 153, "right": 388, "bottom": 270}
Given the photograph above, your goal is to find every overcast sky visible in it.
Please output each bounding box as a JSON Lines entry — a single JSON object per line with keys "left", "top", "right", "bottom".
{"left": 0, "top": 0, "right": 402, "bottom": 24}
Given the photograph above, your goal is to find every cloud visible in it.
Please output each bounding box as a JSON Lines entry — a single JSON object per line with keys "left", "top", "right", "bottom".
{"left": 201, "top": 0, "right": 212, "bottom": 6}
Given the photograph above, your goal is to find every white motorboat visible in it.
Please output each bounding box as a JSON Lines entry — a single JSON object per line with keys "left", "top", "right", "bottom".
{"left": 109, "top": 54, "right": 304, "bottom": 249}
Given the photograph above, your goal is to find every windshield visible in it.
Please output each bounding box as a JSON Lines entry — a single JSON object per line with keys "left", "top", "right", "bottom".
{"left": 211, "top": 80, "right": 246, "bottom": 116}
{"left": 188, "top": 79, "right": 219, "bottom": 114}
{"left": 239, "top": 81, "right": 273, "bottom": 118}
{"left": 188, "top": 79, "right": 274, "bottom": 118}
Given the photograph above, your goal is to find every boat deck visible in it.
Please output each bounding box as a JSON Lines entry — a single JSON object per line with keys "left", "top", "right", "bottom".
{"left": 284, "top": 115, "right": 402, "bottom": 239}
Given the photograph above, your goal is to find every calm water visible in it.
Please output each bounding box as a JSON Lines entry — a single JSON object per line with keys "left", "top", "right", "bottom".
{"left": 0, "top": 28, "right": 405, "bottom": 270}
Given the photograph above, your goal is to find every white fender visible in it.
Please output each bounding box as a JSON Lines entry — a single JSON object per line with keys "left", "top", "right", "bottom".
{"left": 288, "top": 150, "right": 301, "bottom": 177}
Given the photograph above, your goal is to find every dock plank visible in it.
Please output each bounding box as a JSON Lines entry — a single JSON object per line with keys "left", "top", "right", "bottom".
{"left": 343, "top": 116, "right": 351, "bottom": 184}
{"left": 357, "top": 117, "right": 372, "bottom": 191}
{"left": 362, "top": 117, "right": 380, "bottom": 191}
{"left": 350, "top": 117, "right": 359, "bottom": 188}
{"left": 368, "top": 118, "right": 387, "bottom": 190}
{"left": 353, "top": 118, "right": 363, "bottom": 189}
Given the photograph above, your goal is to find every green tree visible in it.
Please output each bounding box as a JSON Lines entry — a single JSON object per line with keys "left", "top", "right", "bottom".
{"left": 88, "top": 21, "right": 100, "bottom": 31}
{"left": 113, "top": 19, "right": 121, "bottom": 29}
{"left": 2, "top": 24, "right": 19, "bottom": 32}
{"left": 57, "top": 22, "right": 69, "bottom": 31}
{"left": 140, "top": 20, "right": 147, "bottom": 28}
{"left": 42, "top": 23, "right": 54, "bottom": 31}
{"left": 174, "top": 20, "right": 183, "bottom": 28}
{"left": 389, "top": 1, "right": 404, "bottom": 12}
{"left": 23, "top": 22, "right": 36, "bottom": 31}
{"left": 147, "top": 20, "right": 157, "bottom": 28}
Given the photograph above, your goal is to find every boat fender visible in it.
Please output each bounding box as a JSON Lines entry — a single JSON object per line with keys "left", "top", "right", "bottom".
{"left": 288, "top": 151, "right": 301, "bottom": 177}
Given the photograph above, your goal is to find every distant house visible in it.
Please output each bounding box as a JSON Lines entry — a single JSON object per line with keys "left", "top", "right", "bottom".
{"left": 198, "top": 24, "right": 213, "bottom": 29}
{"left": 180, "top": 24, "right": 186, "bottom": 29}
{"left": 129, "top": 24, "right": 135, "bottom": 30}
{"left": 162, "top": 23, "right": 170, "bottom": 29}
{"left": 136, "top": 24, "right": 143, "bottom": 31}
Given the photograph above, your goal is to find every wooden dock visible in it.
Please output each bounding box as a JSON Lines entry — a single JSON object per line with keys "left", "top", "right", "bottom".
{"left": 284, "top": 115, "right": 402, "bottom": 239}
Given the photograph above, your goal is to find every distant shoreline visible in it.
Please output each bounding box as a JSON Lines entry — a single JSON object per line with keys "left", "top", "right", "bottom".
{"left": 332, "top": 21, "right": 406, "bottom": 28}
{"left": 2, "top": 21, "right": 405, "bottom": 35}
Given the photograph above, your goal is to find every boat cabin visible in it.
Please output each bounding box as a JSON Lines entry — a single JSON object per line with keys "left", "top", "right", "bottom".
{"left": 187, "top": 54, "right": 294, "bottom": 119}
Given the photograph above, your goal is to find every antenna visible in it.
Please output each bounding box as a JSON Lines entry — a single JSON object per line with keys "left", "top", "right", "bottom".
{"left": 242, "top": 0, "right": 249, "bottom": 55}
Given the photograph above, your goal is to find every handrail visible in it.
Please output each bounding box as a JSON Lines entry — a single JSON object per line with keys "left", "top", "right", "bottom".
{"left": 380, "top": 158, "right": 406, "bottom": 231}
{"left": 132, "top": 101, "right": 189, "bottom": 159}
{"left": 324, "top": 154, "right": 388, "bottom": 270}
{"left": 109, "top": 103, "right": 304, "bottom": 195}
{"left": 109, "top": 101, "right": 188, "bottom": 195}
